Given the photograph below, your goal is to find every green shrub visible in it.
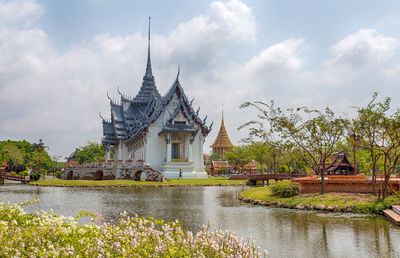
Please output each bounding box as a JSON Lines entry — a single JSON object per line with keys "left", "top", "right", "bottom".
{"left": 271, "top": 180, "right": 300, "bottom": 197}
{"left": 55, "top": 171, "right": 63, "bottom": 178}
{"left": 19, "top": 170, "right": 29, "bottom": 177}
{"left": 30, "top": 171, "right": 41, "bottom": 181}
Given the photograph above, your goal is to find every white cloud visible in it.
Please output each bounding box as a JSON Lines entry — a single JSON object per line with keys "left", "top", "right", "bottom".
{"left": 325, "top": 29, "right": 397, "bottom": 71}
{"left": 244, "top": 38, "right": 304, "bottom": 84}
{"left": 2, "top": 0, "right": 400, "bottom": 158}
{"left": 0, "top": 0, "right": 43, "bottom": 25}
{"left": 0, "top": 0, "right": 257, "bottom": 156}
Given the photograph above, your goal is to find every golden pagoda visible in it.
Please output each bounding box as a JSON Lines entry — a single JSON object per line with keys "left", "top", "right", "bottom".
{"left": 210, "top": 107, "right": 234, "bottom": 158}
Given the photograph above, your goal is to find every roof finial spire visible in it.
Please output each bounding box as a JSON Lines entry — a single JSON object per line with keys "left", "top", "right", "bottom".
{"left": 144, "top": 16, "right": 153, "bottom": 78}
{"left": 176, "top": 65, "right": 180, "bottom": 80}
{"left": 148, "top": 16, "right": 151, "bottom": 41}
{"left": 221, "top": 104, "right": 225, "bottom": 126}
{"left": 137, "top": 17, "right": 161, "bottom": 101}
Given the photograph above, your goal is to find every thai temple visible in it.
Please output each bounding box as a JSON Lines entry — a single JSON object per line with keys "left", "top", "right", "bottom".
{"left": 101, "top": 18, "right": 212, "bottom": 179}
{"left": 210, "top": 109, "right": 234, "bottom": 158}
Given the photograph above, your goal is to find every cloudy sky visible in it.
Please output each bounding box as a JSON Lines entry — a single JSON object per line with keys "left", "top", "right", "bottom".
{"left": 1, "top": 0, "right": 400, "bottom": 159}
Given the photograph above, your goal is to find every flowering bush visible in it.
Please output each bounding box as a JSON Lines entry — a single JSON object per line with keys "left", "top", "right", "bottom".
{"left": 0, "top": 200, "right": 266, "bottom": 257}
{"left": 271, "top": 180, "right": 300, "bottom": 197}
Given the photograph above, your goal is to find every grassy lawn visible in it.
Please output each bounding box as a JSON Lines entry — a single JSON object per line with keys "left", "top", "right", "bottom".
{"left": 30, "top": 178, "right": 246, "bottom": 187}
{"left": 240, "top": 186, "right": 400, "bottom": 214}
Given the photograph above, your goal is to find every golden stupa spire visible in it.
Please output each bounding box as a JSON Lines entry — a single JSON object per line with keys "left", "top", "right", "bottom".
{"left": 211, "top": 105, "right": 234, "bottom": 149}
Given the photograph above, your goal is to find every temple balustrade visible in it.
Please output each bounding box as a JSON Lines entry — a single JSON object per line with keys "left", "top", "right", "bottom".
{"left": 61, "top": 159, "right": 167, "bottom": 182}
{"left": 67, "top": 159, "right": 141, "bottom": 169}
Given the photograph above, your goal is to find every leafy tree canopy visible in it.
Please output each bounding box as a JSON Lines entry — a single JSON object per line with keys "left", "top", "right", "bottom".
{"left": 73, "top": 142, "right": 106, "bottom": 164}
{"left": 225, "top": 145, "right": 253, "bottom": 172}
{"left": 209, "top": 153, "right": 221, "bottom": 161}
{"left": 0, "top": 140, "right": 52, "bottom": 171}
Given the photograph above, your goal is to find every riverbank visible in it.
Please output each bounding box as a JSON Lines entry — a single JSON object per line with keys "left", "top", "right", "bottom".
{"left": 30, "top": 178, "right": 246, "bottom": 187}
{"left": 240, "top": 186, "right": 399, "bottom": 214}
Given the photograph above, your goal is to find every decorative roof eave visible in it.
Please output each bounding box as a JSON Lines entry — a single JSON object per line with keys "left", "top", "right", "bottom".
{"left": 99, "top": 113, "right": 111, "bottom": 123}
{"left": 158, "top": 124, "right": 198, "bottom": 136}
{"left": 102, "top": 137, "right": 119, "bottom": 144}
{"left": 107, "top": 92, "right": 121, "bottom": 107}
{"left": 125, "top": 130, "right": 147, "bottom": 145}
{"left": 118, "top": 86, "right": 135, "bottom": 102}
{"left": 101, "top": 113, "right": 119, "bottom": 141}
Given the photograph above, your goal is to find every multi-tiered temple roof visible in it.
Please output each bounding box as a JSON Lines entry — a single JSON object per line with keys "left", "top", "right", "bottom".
{"left": 101, "top": 18, "right": 212, "bottom": 145}
{"left": 210, "top": 110, "right": 234, "bottom": 157}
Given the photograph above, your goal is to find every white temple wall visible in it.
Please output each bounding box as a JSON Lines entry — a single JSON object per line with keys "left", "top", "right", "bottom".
{"left": 183, "top": 134, "right": 189, "bottom": 159}
{"left": 121, "top": 142, "right": 129, "bottom": 160}
{"left": 192, "top": 132, "right": 205, "bottom": 171}
{"left": 145, "top": 123, "right": 167, "bottom": 170}
{"left": 132, "top": 145, "right": 145, "bottom": 161}
{"left": 112, "top": 145, "right": 119, "bottom": 161}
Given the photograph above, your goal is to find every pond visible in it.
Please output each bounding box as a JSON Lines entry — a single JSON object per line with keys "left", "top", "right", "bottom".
{"left": 1, "top": 183, "right": 399, "bottom": 257}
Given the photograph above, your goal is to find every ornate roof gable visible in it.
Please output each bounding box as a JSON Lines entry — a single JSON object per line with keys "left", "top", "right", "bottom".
{"left": 149, "top": 72, "right": 213, "bottom": 137}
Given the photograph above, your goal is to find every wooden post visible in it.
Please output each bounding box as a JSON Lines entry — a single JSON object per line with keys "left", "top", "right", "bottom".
{"left": 353, "top": 142, "right": 357, "bottom": 174}
{"left": 352, "top": 133, "right": 358, "bottom": 175}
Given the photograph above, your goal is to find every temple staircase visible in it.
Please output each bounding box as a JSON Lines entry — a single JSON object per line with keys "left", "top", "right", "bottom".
{"left": 383, "top": 205, "right": 400, "bottom": 226}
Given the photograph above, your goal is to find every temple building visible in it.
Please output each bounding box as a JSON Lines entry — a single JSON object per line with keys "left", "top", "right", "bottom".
{"left": 210, "top": 109, "right": 234, "bottom": 158}
{"left": 101, "top": 19, "right": 212, "bottom": 179}
{"left": 325, "top": 152, "right": 355, "bottom": 175}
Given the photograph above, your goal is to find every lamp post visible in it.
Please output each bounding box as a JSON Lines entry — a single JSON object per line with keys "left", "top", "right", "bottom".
{"left": 32, "top": 139, "right": 49, "bottom": 177}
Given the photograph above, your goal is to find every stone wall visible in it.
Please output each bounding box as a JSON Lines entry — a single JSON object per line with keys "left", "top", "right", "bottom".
{"left": 61, "top": 162, "right": 167, "bottom": 182}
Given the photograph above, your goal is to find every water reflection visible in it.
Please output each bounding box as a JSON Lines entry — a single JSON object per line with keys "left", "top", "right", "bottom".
{"left": 1, "top": 183, "right": 400, "bottom": 257}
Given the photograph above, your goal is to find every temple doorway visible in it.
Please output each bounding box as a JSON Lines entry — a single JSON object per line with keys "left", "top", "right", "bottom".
{"left": 172, "top": 143, "right": 180, "bottom": 159}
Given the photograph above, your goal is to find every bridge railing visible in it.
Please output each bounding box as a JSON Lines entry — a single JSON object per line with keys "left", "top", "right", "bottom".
{"left": 0, "top": 171, "right": 30, "bottom": 183}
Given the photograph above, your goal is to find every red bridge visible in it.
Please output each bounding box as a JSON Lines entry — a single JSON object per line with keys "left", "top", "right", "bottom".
{"left": 0, "top": 171, "right": 31, "bottom": 185}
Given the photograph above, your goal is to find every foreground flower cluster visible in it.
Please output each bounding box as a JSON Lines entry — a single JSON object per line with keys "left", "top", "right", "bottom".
{"left": 0, "top": 200, "right": 265, "bottom": 257}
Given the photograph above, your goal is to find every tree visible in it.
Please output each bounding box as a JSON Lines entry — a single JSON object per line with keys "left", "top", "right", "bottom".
{"left": 279, "top": 141, "right": 307, "bottom": 175}
{"left": 225, "top": 145, "right": 252, "bottom": 174}
{"left": 51, "top": 155, "right": 64, "bottom": 171}
{"left": 1, "top": 144, "right": 24, "bottom": 171}
{"left": 73, "top": 142, "right": 106, "bottom": 164}
{"left": 241, "top": 100, "right": 348, "bottom": 194}
{"left": 274, "top": 107, "right": 348, "bottom": 193}
{"left": 353, "top": 93, "right": 389, "bottom": 195}
{"left": 376, "top": 111, "right": 400, "bottom": 198}
{"left": 209, "top": 153, "right": 221, "bottom": 161}
{"left": 247, "top": 142, "right": 268, "bottom": 171}
{"left": 239, "top": 101, "right": 284, "bottom": 173}
{"left": 0, "top": 140, "right": 53, "bottom": 172}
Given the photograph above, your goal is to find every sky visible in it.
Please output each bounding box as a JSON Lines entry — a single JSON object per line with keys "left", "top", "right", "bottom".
{"left": 2, "top": 0, "right": 400, "bottom": 159}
